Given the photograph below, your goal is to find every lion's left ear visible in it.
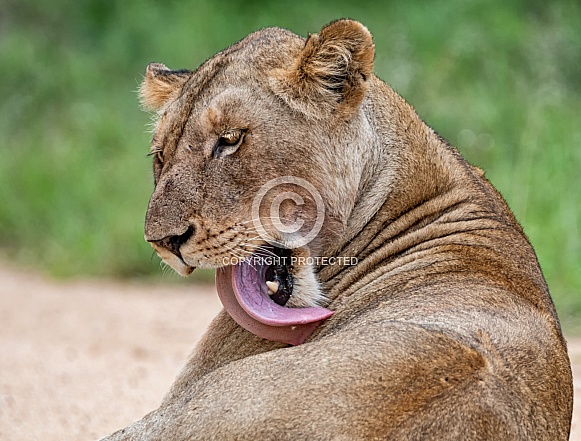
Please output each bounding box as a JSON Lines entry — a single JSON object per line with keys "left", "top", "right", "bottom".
{"left": 139, "top": 63, "right": 192, "bottom": 111}
{"left": 269, "top": 20, "right": 374, "bottom": 119}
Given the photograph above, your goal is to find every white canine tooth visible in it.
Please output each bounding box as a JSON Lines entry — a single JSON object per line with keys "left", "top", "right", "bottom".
{"left": 266, "top": 281, "right": 279, "bottom": 294}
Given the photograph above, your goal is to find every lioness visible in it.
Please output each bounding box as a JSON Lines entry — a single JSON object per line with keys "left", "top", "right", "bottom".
{"left": 102, "top": 20, "right": 573, "bottom": 440}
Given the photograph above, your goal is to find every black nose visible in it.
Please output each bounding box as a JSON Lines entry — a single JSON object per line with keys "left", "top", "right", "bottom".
{"left": 150, "top": 226, "right": 194, "bottom": 258}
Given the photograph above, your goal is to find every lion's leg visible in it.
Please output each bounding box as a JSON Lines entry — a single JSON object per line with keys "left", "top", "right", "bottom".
{"left": 101, "top": 320, "right": 566, "bottom": 441}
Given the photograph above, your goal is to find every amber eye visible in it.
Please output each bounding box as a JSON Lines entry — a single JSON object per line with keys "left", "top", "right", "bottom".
{"left": 213, "top": 128, "right": 246, "bottom": 159}
{"left": 220, "top": 129, "right": 242, "bottom": 145}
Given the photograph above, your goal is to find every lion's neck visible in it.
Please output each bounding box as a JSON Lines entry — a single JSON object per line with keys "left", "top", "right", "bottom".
{"left": 316, "top": 77, "right": 513, "bottom": 298}
{"left": 319, "top": 185, "right": 479, "bottom": 299}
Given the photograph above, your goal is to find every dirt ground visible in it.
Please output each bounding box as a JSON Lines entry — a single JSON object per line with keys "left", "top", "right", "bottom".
{"left": 0, "top": 266, "right": 579, "bottom": 441}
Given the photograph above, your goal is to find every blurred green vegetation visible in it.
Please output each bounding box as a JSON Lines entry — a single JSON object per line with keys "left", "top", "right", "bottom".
{"left": 1, "top": 0, "right": 579, "bottom": 328}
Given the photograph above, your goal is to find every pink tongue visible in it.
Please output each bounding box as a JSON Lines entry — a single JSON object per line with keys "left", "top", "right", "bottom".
{"left": 215, "top": 261, "right": 333, "bottom": 345}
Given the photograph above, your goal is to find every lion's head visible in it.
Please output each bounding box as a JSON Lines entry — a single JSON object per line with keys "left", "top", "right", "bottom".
{"left": 140, "top": 20, "right": 383, "bottom": 344}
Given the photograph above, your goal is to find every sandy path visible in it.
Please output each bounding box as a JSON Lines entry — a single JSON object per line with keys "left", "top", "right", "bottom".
{"left": 0, "top": 267, "right": 579, "bottom": 440}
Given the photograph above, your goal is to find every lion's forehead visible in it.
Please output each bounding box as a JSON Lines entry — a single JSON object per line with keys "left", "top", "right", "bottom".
{"left": 151, "top": 28, "right": 304, "bottom": 144}
{"left": 183, "top": 28, "right": 303, "bottom": 96}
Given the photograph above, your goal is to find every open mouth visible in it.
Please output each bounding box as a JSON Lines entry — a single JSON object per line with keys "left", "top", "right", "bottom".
{"left": 215, "top": 245, "right": 333, "bottom": 346}
{"left": 264, "top": 246, "right": 294, "bottom": 306}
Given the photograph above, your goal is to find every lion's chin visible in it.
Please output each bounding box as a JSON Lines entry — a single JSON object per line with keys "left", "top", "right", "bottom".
{"left": 174, "top": 264, "right": 195, "bottom": 277}
{"left": 150, "top": 242, "right": 195, "bottom": 276}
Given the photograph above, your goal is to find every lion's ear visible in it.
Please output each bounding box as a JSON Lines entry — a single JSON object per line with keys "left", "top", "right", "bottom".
{"left": 270, "top": 20, "right": 374, "bottom": 119}
{"left": 139, "top": 63, "right": 192, "bottom": 111}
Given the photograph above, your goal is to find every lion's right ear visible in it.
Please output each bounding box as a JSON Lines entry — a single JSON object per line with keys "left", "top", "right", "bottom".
{"left": 269, "top": 20, "right": 374, "bottom": 119}
{"left": 139, "top": 63, "right": 192, "bottom": 111}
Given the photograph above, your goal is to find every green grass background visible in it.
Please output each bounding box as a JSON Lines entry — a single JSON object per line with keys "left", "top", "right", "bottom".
{"left": 1, "top": 0, "right": 579, "bottom": 330}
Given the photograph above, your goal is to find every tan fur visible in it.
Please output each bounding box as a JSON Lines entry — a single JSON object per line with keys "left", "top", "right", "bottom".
{"left": 101, "top": 20, "right": 573, "bottom": 440}
{"left": 269, "top": 20, "right": 374, "bottom": 119}
{"left": 139, "top": 63, "right": 192, "bottom": 111}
